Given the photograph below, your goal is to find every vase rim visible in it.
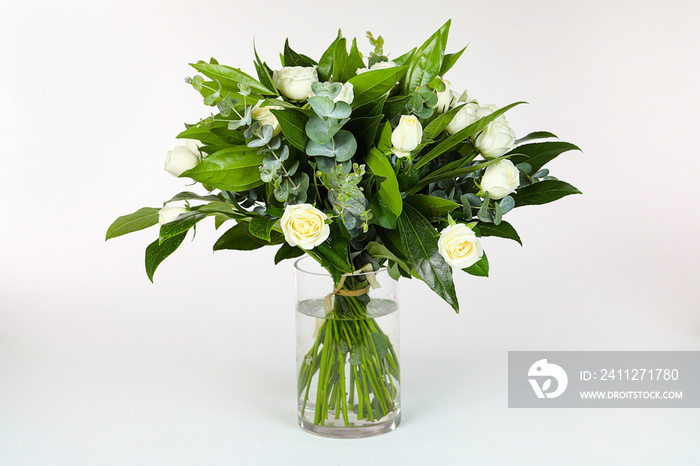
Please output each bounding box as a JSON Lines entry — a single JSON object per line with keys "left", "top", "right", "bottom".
{"left": 294, "top": 255, "right": 387, "bottom": 277}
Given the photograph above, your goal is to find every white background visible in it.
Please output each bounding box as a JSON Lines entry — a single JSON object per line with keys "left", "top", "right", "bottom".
{"left": 2, "top": 0, "right": 699, "bottom": 464}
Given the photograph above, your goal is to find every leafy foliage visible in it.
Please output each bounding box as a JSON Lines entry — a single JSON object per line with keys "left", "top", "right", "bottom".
{"left": 106, "top": 23, "right": 580, "bottom": 311}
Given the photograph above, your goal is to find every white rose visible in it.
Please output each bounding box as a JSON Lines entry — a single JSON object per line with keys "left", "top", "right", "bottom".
{"left": 309, "top": 82, "right": 354, "bottom": 105}
{"left": 435, "top": 78, "right": 452, "bottom": 113}
{"left": 272, "top": 66, "right": 318, "bottom": 101}
{"left": 158, "top": 206, "right": 188, "bottom": 225}
{"left": 480, "top": 159, "right": 519, "bottom": 200}
{"left": 451, "top": 89, "right": 472, "bottom": 107}
{"left": 281, "top": 203, "right": 330, "bottom": 250}
{"left": 185, "top": 139, "right": 204, "bottom": 157}
{"left": 164, "top": 144, "right": 200, "bottom": 177}
{"left": 438, "top": 223, "right": 483, "bottom": 269}
{"left": 355, "top": 60, "right": 398, "bottom": 74}
{"left": 473, "top": 105, "right": 516, "bottom": 158}
{"left": 445, "top": 101, "right": 479, "bottom": 135}
{"left": 334, "top": 82, "right": 354, "bottom": 105}
{"left": 391, "top": 115, "right": 423, "bottom": 158}
{"left": 251, "top": 100, "right": 283, "bottom": 136}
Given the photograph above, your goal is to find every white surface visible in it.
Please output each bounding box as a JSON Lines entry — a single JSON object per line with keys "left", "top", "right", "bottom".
{"left": 2, "top": 0, "right": 699, "bottom": 464}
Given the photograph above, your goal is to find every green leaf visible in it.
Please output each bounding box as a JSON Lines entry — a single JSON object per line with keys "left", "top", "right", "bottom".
{"left": 365, "top": 148, "right": 402, "bottom": 216}
{"left": 376, "top": 122, "right": 393, "bottom": 153}
{"left": 369, "top": 196, "right": 397, "bottom": 229}
{"left": 513, "top": 180, "right": 582, "bottom": 207}
{"left": 283, "top": 39, "right": 317, "bottom": 67}
{"left": 159, "top": 210, "right": 208, "bottom": 243}
{"left": 515, "top": 131, "right": 558, "bottom": 145}
{"left": 397, "top": 204, "right": 458, "bottom": 312}
{"left": 190, "top": 62, "right": 275, "bottom": 95}
{"left": 382, "top": 96, "right": 411, "bottom": 121}
{"left": 393, "top": 47, "right": 416, "bottom": 66}
{"left": 274, "top": 243, "right": 305, "bottom": 264}
{"left": 181, "top": 146, "right": 265, "bottom": 192}
{"left": 403, "top": 20, "right": 451, "bottom": 94}
{"left": 507, "top": 141, "right": 581, "bottom": 173}
{"left": 407, "top": 156, "right": 510, "bottom": 195}
{"left": 312, "top": 242, "right": 353, "bottom": 273}
{"left": 422, "top": 104, "right": 463, "bottom": 141}
{"left": 317, "top": 31, "right": 343, "bottom": 82}
{"left": 253, "top": 42, "right": 278, "bottom": 96}
{"left": 176, "top": 124, "right": 228, "bottom": 145}
{"left": 439, "top": 45, "right": 467, "bottom": 76}
{"left": 477, "top": 220, "right": 522, "bottom": 245}
{"left": 249, "top": 216, "right": 277, "bottom": 242}
{"left": 271, "top": 108, "right": 308, "bottom": 151}
{"left": 332, "top": 37, "right": 349, "bottom": 82}
{"left": 106, "top": 207, "right": 159, "bottom": 240}
{"left": 347, "top": 65, "right": 408, "bottom": 107}
{"left": 405, "top": 195, "right": 459, "bottom": 221}
{"left": 344, "top": 115, "right": 383, "bottom": 153}
{"left": 145, "top": 232, "right": 187, "bottom": 282}
{"left": 415, "top": 101, "right": 526, "bottom": 169}
{"left": 165, "top": 192, "right": 222, "bottom": 204}
{"left": 370, "top": 332, "right": 389, "bottom": 359}
{"left": 213, "top": 223, "right": 265, "bottom": 251}
{"left": 366, "top": 241, "right": 410, "bottom": 273}
{"left": 347, "top": 38, "right": 365, "bottom": 78}
{"left": 351, "top": 94, "right": 388, "bottom": 119}
{"left": 463, "top": 252, "right": 488, "bottom": 277}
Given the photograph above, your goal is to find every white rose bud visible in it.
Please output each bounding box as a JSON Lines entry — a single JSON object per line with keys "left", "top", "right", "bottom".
{"left": 185, "top": 139, "right": 204, "bottom": 158}
{"left": 445, "top": 101, "right": 479, "bottom": 135}
{"left": 334, "top": 82, "right": 354, "bottom": 105}
{"left": 438, "top": 223, "right": 483, "bottom": 269}
{"left": 435, "top": 78, "right": 452, "bottom": 114}
{"left": 391, "top": 115, "right": 423, "bottom": 158}
{"left": 272, "top": 66, "right": 318, "bottom": 101}
{"left": 309, "top": 82, "right": 354, "bottom": 105}
{"left": 158, "top": 206, "right": 188, "bottom": 225}
{"left": 450, "top": 89, "right": 472, "bottom": 107}
{"left": 356, "top": 60, "right": 398, "bottom": 74}
{"left": 164, "top": 144, "right": 200, "bottom": 177}
{"left": 251, "top": 100, "right": 283, "bottom": 136}
{"left": 473, "top": 105, "right": 516, "bottom": 158}
{"left": 480, "top": 159, "right": 519, "bottom": 200}
{"left": 281, "top": 203, "right": 330, "bottom": 250}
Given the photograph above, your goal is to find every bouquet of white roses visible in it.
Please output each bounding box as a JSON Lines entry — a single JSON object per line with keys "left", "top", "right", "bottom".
{"left": 107, "top": 20, "right": 580, "bottom": 430}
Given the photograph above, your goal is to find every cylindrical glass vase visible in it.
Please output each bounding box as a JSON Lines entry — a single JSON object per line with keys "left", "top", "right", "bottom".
{"left": 294, "top": 257, "right": 400, "bottom": 438}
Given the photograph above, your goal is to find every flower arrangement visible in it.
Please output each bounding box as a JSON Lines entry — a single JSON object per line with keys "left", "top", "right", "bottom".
{"left": 106, "top": 20, "right": 580, "bottom": 430}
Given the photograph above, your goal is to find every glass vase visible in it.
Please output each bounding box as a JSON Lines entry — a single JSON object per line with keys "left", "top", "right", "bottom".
{"left": 294, "top": 256, "right": 401, "bottom": 438}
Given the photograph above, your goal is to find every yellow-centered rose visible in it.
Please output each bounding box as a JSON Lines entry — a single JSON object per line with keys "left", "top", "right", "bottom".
{"left": 437, "top": 223, "right": 483, "bottom": 268}
{"left": 280, "top": 204, "right": 330, "bottom": 250}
